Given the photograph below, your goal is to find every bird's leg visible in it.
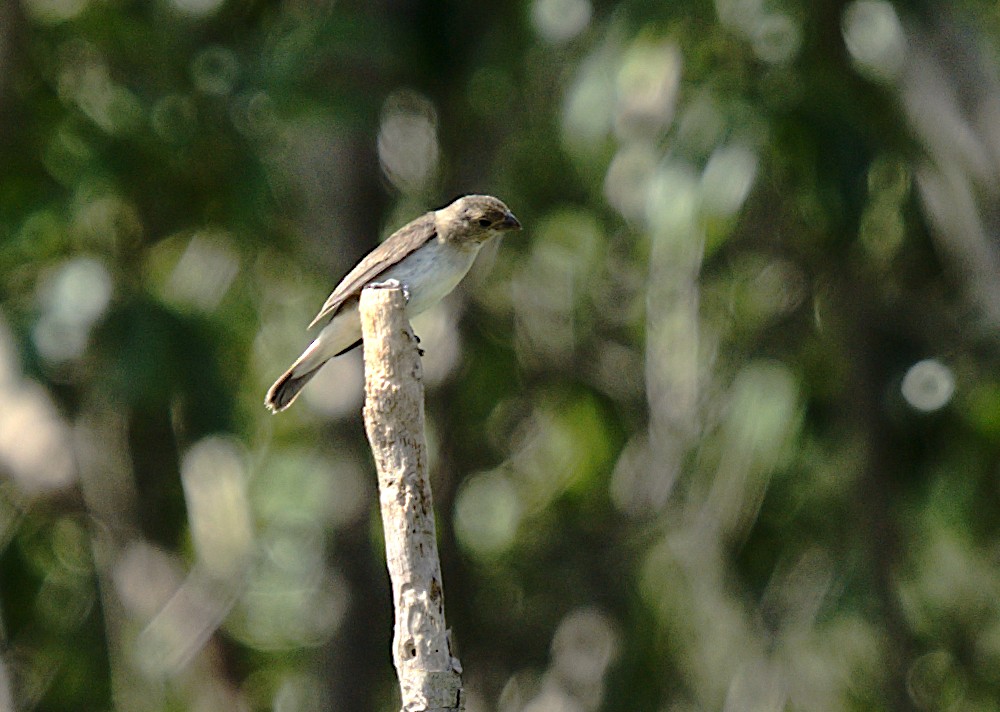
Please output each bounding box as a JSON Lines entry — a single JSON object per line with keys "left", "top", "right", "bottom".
{"left": 402, "top": 327, "right": 424, "bottom": 356}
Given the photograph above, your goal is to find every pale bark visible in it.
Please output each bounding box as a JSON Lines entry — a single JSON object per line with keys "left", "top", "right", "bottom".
{"left": 359, "top": 284, "right": 463, "bottom": 712}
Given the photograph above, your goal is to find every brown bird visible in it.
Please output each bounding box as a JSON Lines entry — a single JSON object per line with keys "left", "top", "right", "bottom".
{"left": 265, "top": 194, "right": 521, "bottom": 412}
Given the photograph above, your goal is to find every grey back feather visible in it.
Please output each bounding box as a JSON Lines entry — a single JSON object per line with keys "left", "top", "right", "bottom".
{"left": 307, "top": 212, "right": 437, "bottom": 329}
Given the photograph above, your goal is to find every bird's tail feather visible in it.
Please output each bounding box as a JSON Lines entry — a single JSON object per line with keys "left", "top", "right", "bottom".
{"left": 265, "top": 361, "right": 325, "bottom": 413}
{"left": 266, "top": 314, "right": 362, "bottom": 413}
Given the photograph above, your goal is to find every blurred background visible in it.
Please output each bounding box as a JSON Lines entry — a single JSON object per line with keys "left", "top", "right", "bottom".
{"left": 2, "top": 0, "right": 1000, "bottom": 710}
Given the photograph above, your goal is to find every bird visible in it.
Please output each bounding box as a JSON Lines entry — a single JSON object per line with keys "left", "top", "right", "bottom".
{"left": 265, "top": 194, "right": 522, "bottom": 412}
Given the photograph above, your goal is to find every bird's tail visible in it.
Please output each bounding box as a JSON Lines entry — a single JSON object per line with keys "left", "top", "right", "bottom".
{"left": 265, "top": 361, "right": 324, "bottom": 412}
{"left": 265, "top": 335, "right": 333, "bottom": 412}
{"left": 265, "top": 308, "right": 363, "bottom": 413}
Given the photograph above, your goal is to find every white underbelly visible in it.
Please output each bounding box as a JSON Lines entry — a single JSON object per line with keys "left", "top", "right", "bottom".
{"left": 381, "top": 240, "right": 479, "bottom": 316}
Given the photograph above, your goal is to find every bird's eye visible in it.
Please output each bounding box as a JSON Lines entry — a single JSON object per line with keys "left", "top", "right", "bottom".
{"left": 477, "top": 218, "right": 492, "bottom": 228}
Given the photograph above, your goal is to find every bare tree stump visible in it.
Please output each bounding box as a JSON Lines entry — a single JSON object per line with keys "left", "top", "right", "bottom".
{"left": 359, "top": 283, "right": 464, "bottom": 712}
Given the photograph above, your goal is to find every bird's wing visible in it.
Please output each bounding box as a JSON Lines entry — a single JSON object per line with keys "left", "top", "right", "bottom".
{"left": 307, "top": 212, "right": 437, "bottom": 329}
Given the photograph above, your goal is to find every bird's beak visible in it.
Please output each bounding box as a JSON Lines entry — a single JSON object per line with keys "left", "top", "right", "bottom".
{"left": 500, "top": 211, "right": 522, "bottom": 231}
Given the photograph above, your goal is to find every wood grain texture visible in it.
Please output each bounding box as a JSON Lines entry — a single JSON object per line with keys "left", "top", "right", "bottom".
{"left": 359, "top": 284, "right": 463, "bottom": 712}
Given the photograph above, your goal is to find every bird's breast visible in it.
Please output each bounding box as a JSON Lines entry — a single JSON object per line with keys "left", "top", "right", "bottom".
{"left": 379, "top": 240, "right": 480, "bottom": 315}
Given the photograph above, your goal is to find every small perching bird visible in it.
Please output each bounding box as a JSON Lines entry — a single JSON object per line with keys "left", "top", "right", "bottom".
{"left": 265, "top": 194, "right": 522, "bottom": 412}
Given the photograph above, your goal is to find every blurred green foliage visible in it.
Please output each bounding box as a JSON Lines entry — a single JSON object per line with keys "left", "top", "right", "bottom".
{"left": 3, "top": 0, "right": 1000, "bottom": 710}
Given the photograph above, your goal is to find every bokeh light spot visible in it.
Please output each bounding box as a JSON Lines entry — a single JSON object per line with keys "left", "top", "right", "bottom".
{"left": 181, "top": 436, "right": 254, "bottom": 576}
{"left": 700, "top": 144, "right": 758, "bottom": 217}
{"left": 377, "top": 90, "right": 439, "bottom": 194}
{"left": 604, "top": 144, "right": 658, "bottom": 221}
{"left": 169, "top": 0, "right": 224, "bottom": 17}
{"left": 254, "top": 449, "right": 365, "bottom": 529}
{"left": 532, "top": 0, "right": 592, "bottom": 44}
{"left": 237, "top": 558, "right": 348, "bottom": 650}
{"left": 751, "top": 13, "right": 801, "bottom": 64}
{"left": 0, "top": 381, "right": 76, "bottom": 493}
{"left": 715, "top": 0, "right": 764, "bottom": 30}
{"left": 56, "top": 40, "right": 142, "bottom": 134}
{"left": 113, "top": 542, "right": 183, "bottom": 619}
{"left": 645, "top": 162, "right": 700, "bottom": 237}
{"left": 36, "top": 571, "right": 94, "bottom": 629}
{"left": 901, "top": 359, "right": 955, "bottom": 412}
{"left": 33, "top": 256, "right": 112, "bottom": 364}
{"left": 725, "top": 360, "right": 801, "bottom": 468}
{"left": 273, "top": 673, "right": 325, "bottom": 712}
{"left": 22, "top": 0, "right": 89, "bottom": 24}
{"left": 550, "top": 607, "right": 619, "bottom": 692}
{"left": 562, "top": 50, "right": 616, "bottom": 155}
{"left": 843, "top": 0, "right": 906, "bottom": 82}
{"left": 71, "top": 187, "right": 142, "bottom": 250}
{"left": 163, "top": 231, "right": 240, "bottom": 312}
{"left": 301, "top": 351, "right": 365, "bottom": 419}
{"left": 151, "top": 94, "right": 198, "bottom": 144}
{"left": 191, "top": 46, "right": 240, "bottom": 96}
{"left": 454, "top": 470, "right": 521, "bottom": 557}
{"left": 230, "top": 91, "right": 278, "bottom": 137}
{"left": 614, "top": 39, "right": 682, "bottom": 138}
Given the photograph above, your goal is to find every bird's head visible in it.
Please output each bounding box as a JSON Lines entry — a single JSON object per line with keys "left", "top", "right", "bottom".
{"left": 437, "top": 194, "right": 522, "bottom": 244}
